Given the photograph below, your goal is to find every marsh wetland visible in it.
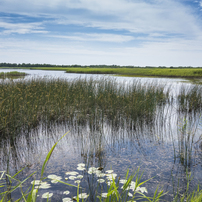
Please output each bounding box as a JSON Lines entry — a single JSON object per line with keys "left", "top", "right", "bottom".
{"left": 0, "top": 69, "right": 202, "bottom": 201}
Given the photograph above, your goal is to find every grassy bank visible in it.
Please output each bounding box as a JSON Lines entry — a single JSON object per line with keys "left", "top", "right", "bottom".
{"left": 2, "top": 67, "right": 202, "bottom": 78}
{"left": 0, "top": 71, "right": 27, "bottom": 79}
{"left": 0, "top": 77, "right": 168, "bottom": 136}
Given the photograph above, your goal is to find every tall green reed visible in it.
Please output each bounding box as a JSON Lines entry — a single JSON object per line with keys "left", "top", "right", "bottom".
{"left": 0, "top": 78, "right": 169, "bottom": 136}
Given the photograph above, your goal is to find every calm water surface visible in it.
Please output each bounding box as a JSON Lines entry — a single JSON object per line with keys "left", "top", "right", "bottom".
{"left": 0, "top": 69, "right": 202, "bottom": 201}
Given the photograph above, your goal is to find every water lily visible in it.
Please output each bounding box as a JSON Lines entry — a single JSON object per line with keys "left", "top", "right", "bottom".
{"left": 97, "top": 179, "right": 105, "bottom": 183}
{"left": 77, "top": 175, "right": 83, "bottom": 179}
{"left": 78, "top": 193, "right": 88, "bottom": 199}
{"left": 62, "top": 197, "right": 73, "bottom": 202}
{"left": 77, "top": 163, "right": 85, "bottom": 167}
{"left": 77, "top": 166, "right": 85, "bottom": 171}
{"left": 69, "top": 176, "right": 77, "bottom": 180}
{"left": 63, "top": 191, "right": 70, "bottom": 195}
{"left": 101, "top": 193, "right": 108, "bottom": 198}
{"left": 65, "top": 171, "right": 79, "bottom": 176}
{"left": 106, "top": 173, "right": 117, "bottom": 180}
{"left": 106, "top": 170, "right": 113, "bottom": 174}
{"left": 135, "top": 186, "right": 148, "bottom": 193}
{"left": 38, "top": 183, "right": 51, "bottom": 189}
{"left": 41, "top": 192, "right": 53, "bottom": 198}
{"left": 96, "top": 173, "right": 105, "bottom": 177}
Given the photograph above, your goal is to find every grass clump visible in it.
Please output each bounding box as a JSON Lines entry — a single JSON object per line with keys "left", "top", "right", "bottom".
{"left": 0, "top": 78, "right": 169, "bottom": 136}
{"left": 0, "top": 71, "right": 27, "bottom": 79}
{"left": 177, "top": 85, "right": 202, "bottom": 113}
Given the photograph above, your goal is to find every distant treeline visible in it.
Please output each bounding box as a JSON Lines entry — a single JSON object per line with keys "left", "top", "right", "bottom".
{"left": 0, "top": 63, "right": 201, "bottom": 68}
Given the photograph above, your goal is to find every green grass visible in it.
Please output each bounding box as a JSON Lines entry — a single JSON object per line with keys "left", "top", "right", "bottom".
{"left": 0, "top": 77, "right": 169, "bottom": 136}
{"left": 3, "top": 67, "right": 202, "bottom": 78}
{"left": 0, "top": 71, "right": 27, "bottom": 79}
{"left": 177, "top": 85, "right": 202, "bottom": 113}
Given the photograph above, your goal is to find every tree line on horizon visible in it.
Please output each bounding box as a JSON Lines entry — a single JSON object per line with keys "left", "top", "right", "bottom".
{"left": 0, "top": 63, "right": 201, "bottom": 69}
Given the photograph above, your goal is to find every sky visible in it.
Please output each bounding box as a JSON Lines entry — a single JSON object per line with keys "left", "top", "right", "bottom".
{"left": 0, "top": 0, "right": 202, "bottom": 66}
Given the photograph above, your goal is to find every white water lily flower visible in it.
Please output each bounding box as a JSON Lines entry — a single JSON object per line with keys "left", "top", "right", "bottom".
{"left": 119, "top": 179, "right": 127, "bottom": 184}
{"left": 74, "top": 180, "right": 81, "bottom": 184}
{"left": 101, "top": 193, "right": 108, "bottom": 198}
{"left": 77, "top": 175, "right": 83, "bottom": 179}
{"left": 88, "top": 167, "right": 98, "bottom": 174}
{"left": 31, "top": 180, "right": 42, "bottom": 185}
{"left": 65, "top": 171, "right": 79, "bottom": 175}
{"left": 78, "top": 193, "right": 88, "bottom": 199}
{"left": 38, "top": 183, "right": 51, "bottom": 189}
{"left": 47, "top": 174, "right": 62, "bottom": 180}
{"left": 121, "top": 185, "right": 130, "bottom": 190}
{"left": 62, "top": 197, "right": 73, "bottom": 202}
{"left": 106, "top": 170, "right": 113, "bottom": 174}
{"left": 41, "top": 192, "right": 53, "bottom": 198}
{"left": 107, "top": 181, "right": 113, "bottom": 186}
{"left": 63, "top": 191, "right": 70, "bottom": 195}
{"left": 77, "top": 166, "right": 85, "bottom": 171}
{"left": 106, "top": 173, "right": 117, "bottom": 180}
{"left": 97, "top": 179, "right": 105, "bottom": 183}
{"left": 96, "top": 173, "right": 105, "bottom": 177}
{"left": 77, "top": 163, "right": 85, "bottom": 167}
{"left": 69, "top": 176, "right": 77, "bottom": 180}
{"left": 136, "top": 187, "right": 148, "bottom": 193}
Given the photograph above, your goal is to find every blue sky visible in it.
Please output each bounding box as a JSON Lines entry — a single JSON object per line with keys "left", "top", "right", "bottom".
{"left": 0, "top": 0, "right": 202, "bottom": 66}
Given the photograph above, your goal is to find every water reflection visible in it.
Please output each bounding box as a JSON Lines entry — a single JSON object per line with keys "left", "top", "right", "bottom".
{"left": 1, "top": 108, "right": 202, "bottom": 201}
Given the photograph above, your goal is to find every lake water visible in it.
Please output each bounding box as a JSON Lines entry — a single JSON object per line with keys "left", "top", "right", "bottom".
{"left": 0, "top": 69, "right": 202, "bottom": 201}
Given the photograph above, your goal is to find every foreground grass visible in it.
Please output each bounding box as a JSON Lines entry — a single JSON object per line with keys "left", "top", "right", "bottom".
{"left": 0, "top": 77, "right": 168, "bottom": 136}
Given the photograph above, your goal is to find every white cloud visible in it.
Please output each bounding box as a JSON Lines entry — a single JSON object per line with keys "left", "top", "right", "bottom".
{"left": 50, "top": 33, "right": 134, "bottom": 42}
{"left": 0, "top": 0, "right": 201, "bottom": 36}
{"left": 0, "top": 21, "right": 47, "bottom": 34}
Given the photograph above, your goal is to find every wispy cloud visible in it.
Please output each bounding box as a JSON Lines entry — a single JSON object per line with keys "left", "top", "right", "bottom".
{"left": 50, "top": 33, "right": 134, "bottom": 43}
{"left": 0, "top": 21, "right": 47, "bottom": 34}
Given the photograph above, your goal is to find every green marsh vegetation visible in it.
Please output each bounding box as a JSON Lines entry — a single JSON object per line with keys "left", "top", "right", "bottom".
{"left": 0, "top": 77, "right": 169, "bottom": 136}
{"left": 0, "top": 71, "right": 27, "bottom": 79}
{"left": 2, "top": 63, "right": 202, "bottom": 78}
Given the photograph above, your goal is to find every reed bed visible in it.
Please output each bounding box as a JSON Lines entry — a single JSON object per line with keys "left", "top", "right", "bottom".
{"left": 177, "top": 85, "right": 202, "bottom": 113}
{"left": 0, "top": 77, "right": 169, "bottom": 136}
{"left": 0, "top": 71, "right": 27, "bottom": 79}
